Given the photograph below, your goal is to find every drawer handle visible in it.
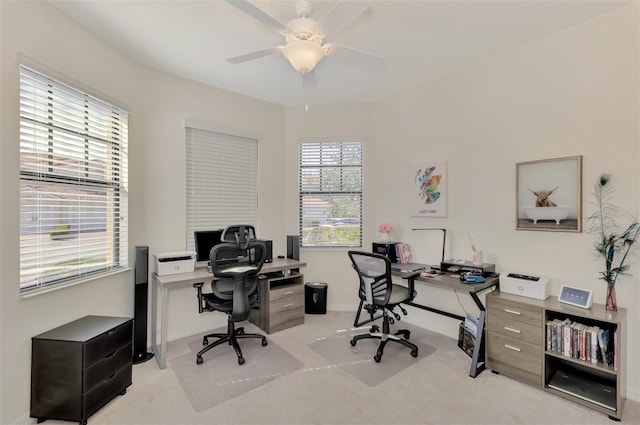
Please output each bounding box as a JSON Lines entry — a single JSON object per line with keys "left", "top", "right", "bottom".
{"left": 504, "top": 344, "right": 521, "bottom": 352}
{"left": 105, "top": 329, "right": 117, "bottom": 336}
{"left": 104, "top": 350, "right": 117, "bottom": 359}
{"left": 504, "top": 308, "right": 521, "bottom": 315}
{"left": 282, "top": 303, "right": 294, "bottom": 308}
{"left": 283, "top": 291, "right": 294, "bottom": 295}
{"left": 504, "top": 326, "right": 521, "bottom": 334}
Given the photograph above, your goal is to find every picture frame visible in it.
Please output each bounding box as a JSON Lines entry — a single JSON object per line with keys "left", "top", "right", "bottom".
{"left": 516, "top": 156, "right": 582, "bottom": 232}
{"left": 410, "top": 161, "right": 447, "bottom": 217}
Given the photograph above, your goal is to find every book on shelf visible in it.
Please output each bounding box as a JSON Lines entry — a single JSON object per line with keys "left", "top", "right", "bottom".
{"left": 546, "top": 318, "right": 615, "bottom": 368}
{"left": 597, "top": 329, "right": 614, "bottom": 367}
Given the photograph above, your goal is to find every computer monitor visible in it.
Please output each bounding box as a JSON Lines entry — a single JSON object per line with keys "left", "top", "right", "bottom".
{"left": 194, "top": 230, "right": 223, "bottom": 266}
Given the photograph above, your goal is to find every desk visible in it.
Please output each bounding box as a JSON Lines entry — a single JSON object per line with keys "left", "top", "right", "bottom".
{"left": 394, "top": 269, "right": 499, "bottom": 378}
{"left": 150, "top": 258, "right": 306, "bottom": 369}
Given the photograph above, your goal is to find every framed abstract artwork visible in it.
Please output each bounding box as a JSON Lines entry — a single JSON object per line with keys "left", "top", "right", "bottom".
{"left": 516, "top": 156, "right": 582, "bottom": 232}
{"left": 411, "top": 161, "right": 447, "bottom": 217}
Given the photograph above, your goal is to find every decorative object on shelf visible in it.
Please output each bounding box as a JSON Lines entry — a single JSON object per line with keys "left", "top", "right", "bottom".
{"left": 587, "top": 173, "right": 640, "bottom": 311}
{"left": 378, "top": 222, "right": 393, "bottom": 242}
{"left": 467, "top": 233, "right": 484, "bottom": 266}
{"left": 516, "top": 156, "right": 582, "bottom": 232}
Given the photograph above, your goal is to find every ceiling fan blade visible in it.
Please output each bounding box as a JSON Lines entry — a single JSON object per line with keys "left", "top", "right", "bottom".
{"left": 318, "top": 0, "right": 372, "bottom": 35}
{"left": 325, "top": 44, "right": 385, "bottom": 73}
{"left": 227, "top": 47, "right": 283, "bottom": 64}
{"left": 226, "top": 0, "right": 288, "bottom": 33}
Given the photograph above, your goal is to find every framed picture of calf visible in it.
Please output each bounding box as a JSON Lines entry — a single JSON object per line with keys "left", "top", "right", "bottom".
{"left": 516, "top": 156, "right": 582, "bottom": 232}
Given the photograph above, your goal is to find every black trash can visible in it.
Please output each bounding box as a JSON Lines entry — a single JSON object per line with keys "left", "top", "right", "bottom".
{"left": 305, "top": 282, "right": 328, "bottom": 314}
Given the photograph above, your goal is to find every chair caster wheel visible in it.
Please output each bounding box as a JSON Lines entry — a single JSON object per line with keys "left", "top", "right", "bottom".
{"left": 411, "top": 350, "right": 418, "bottom": 358}
{"left": 370, "top": 325, "right": 379, "bottom": 333}
{"left": 350, "top": 339, "right": 356, "bottom": 346}
{"left": 261, "top": 338, "right": 268, "bottom": 346}
{"left": 404, "top": 331, "right": 411, "bottom": 339}
{"left": 196, "top": 356, "right": 203, "bottom": 365}
{"left": 202, "top": 338, "right": 208, "bottom": 346}
{"left": 374, "top": 354, "right": 382, "bottom": 363}
{"left": 237, "top": 328, "right": 245, "bottom": 335}
{"left": 238, "top": 357, "right": 245, "bottom": 365}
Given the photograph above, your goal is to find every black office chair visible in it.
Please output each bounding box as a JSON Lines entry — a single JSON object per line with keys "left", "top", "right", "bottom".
{"left": 194, "top": 225, "right": 267, "bottom": 365}
{"left": 348, "top": 251, "right": 420, "bottom": 362}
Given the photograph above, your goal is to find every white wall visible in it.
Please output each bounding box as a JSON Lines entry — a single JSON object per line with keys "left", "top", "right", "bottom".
{"left": 289, "top": 1, "right": 640, "bottom": 401}
{"left": 0, "top": 1, "right": 284, "bottom": 423}
{"left": 1, "top": 0, "right": 639, "bottom": 423}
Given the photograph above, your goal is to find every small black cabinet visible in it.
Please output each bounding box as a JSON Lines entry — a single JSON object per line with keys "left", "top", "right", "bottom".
{"left": 372, "top": 242, "right": 400, "bottom": 263}
{"left": 31, "top": 315, "right": 133, "bottom": 425}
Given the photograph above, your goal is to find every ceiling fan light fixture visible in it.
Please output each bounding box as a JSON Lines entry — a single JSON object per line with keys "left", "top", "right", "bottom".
{"left": 282, "top": 39, "right": 325, "bottom": 73}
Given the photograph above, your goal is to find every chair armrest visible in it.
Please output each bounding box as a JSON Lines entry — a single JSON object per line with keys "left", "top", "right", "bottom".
{"left": 193, "top": 282, "right": 205, "bottom": 313}
{"left": 401, "top": 270, "right": 422, "bottom": 280}
{"left": 401, "top": 271, "right": 420, "bottom": 301}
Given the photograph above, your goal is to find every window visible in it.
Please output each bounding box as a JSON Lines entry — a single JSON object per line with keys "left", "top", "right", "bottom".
{"left": 19, "top": 65, "right": 129, "bottom": 295}
{"left": 185, "top": 125, "right": 258, "bottom": 252}
{"left": 299, "top": 140, "right": 363, "bottom": 247}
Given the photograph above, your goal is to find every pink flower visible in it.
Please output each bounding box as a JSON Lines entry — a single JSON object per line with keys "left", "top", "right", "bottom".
{"left": 378, "top": 223, "right": 393, "bottom": 233}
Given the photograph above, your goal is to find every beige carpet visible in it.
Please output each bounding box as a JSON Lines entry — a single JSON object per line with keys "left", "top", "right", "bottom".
{"left": 309, "top": 322, "right": 437, "bottom": 386}
{"left": 44, "top": 312, "right": 638, "bottom": 425}
{"left": 169, "top": 329, "right": 303, "bottom": 412}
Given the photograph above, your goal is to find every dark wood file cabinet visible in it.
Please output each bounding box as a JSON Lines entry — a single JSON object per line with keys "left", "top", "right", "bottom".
{"left": 31, "top": 316, "right": 133, "bottom": 425}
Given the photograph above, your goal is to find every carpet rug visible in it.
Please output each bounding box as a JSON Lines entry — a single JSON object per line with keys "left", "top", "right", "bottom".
{"left": 309, "top": 322, "right": 436, "bottom": 386}
{"left": 169, "top": 330, "right": 304, "bottom": 412}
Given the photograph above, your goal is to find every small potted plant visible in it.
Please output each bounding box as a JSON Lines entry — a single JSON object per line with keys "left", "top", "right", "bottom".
{"left": 587, "top": 173, "right": 640, "bottom": 311}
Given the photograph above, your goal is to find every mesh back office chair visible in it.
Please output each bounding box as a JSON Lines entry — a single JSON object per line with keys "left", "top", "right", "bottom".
{"left": 194, "top": 225, "right": 267, "bottom": 365}
{"left": 348, "top": 251, "right": 420, "bottom": 362}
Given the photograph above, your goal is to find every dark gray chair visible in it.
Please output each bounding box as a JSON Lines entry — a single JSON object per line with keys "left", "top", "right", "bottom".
{"left": 348, "top": 251, "right": 419, "bottom": 362}
{"left": 194, "top": 225, "right": 267, "bottom": 365}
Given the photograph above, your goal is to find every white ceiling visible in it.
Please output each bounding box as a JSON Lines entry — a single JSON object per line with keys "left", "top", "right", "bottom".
{"left": 50, "top": 0, "right": 628, "bottom": 107}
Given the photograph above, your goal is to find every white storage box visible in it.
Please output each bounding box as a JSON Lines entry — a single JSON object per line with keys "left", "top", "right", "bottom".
{"left": 499, "top": 272, "right": 550, "bottom": 300}
{"left": 154, "top": 251, "right": 196, "bottom": 276}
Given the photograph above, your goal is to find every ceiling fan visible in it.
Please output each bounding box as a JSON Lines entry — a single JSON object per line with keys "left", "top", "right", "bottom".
{"left": 225, "top": 0, "right": 384, "bottom": 79}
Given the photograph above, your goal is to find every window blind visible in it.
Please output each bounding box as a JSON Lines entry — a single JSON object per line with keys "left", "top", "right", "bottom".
{"left": 299, "top": 141, "right": 363, "bottom": 247}
{"left": 19, "top": 65, "right": 129, "bottom": 294}
{"left": 185, "top": 126, "right": 258, "bottom": 252}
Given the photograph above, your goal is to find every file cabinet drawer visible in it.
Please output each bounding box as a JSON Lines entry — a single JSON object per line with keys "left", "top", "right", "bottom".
{"left": 487, "top": 296, "right": 543, "bottom": 327}
{"left": 487, "top": 332, "right": 542, "bottom": 386}
{"left": 84, "top": 320, "right": 133, "bottom": 366}
{"left": 270, "top": 283, "right": 303, "bottom": 304}
{"left": 487, "top": 314, "right": 543, "bottom": 347}
{"left": 83, "top": 342, "right": 132, "bottom": 391}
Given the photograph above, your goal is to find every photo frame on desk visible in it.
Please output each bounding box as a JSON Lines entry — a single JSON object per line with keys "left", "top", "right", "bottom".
{"left": 516, "top": 156, "right": 582, "bottom": 232}
{"left": 410, "top": 161, "right": 447, "bottom": 217}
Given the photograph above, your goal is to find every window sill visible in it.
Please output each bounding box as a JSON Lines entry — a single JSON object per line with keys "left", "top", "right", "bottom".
{"left": 20, "top": 267, "right": 132, "bottom": 299}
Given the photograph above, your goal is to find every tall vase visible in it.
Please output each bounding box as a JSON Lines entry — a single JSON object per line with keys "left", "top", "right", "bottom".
{"left": 605, "top": 283, "right": 617, "bottom": 311}
{"left": 380, "top": 232, "right": 391, "bottom": 243}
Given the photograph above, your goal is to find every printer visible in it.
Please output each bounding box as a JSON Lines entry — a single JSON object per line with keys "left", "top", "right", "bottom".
{"left": 499, "top": 272, "right": 551, "bottom": 300}
{"left": 154, "top": 251, "right": 196, "bottom": 276}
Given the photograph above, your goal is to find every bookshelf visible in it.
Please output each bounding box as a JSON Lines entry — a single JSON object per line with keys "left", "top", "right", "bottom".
{"left": 486, "top": 291, "right": 626, "bottom": 420}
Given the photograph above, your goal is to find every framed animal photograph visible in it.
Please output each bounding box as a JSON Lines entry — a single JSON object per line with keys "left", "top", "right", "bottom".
{"left": 516, "top": 156, "right": 582, "bottom": 232}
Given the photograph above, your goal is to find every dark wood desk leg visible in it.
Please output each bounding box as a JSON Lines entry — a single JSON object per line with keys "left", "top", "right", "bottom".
{"left": 469, "top": 309, "right": 486, "bottom": 378}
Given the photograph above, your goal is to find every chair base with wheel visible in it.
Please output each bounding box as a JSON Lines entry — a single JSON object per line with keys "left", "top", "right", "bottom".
{"left": 196, "top": 315, "right": 267, "bottom": 365}
{"left": 350, "top": 304, "right": 418, "bottom": 362}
